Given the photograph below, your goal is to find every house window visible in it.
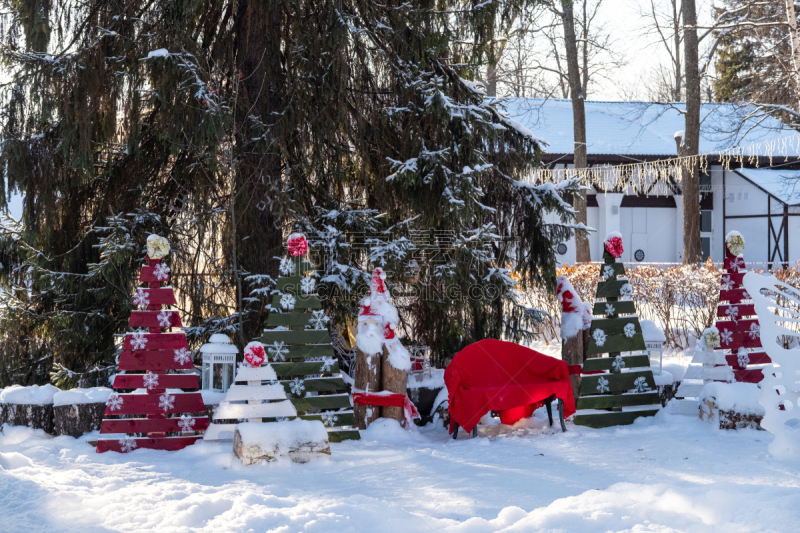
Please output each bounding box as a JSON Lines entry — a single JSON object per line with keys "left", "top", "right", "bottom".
{"left": 701, "top": 237, "right": 711, "bottom": 261}
{"left": 701, "top": 210, "right": 712, "bottom": 232}
{"left": 700, "top": 172, "right": 712, "bottom": 193}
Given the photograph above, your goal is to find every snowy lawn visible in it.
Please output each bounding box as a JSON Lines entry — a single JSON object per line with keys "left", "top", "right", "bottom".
{"left": 1, "top": 412, "right": 798, "bottom": 533}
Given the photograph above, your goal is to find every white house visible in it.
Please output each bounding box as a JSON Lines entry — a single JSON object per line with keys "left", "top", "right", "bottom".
{"left": 505, "top": 99, "right": 800, "bottom": 265}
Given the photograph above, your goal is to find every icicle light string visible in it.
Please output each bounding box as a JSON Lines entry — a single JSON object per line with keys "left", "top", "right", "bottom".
{"left": 525, "top": 135, "right": 800, "bottom": 193}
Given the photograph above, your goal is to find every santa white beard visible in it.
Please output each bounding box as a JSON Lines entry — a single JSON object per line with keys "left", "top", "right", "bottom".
{"left": 356, "top": 320, "right": 384, "bottom": 355}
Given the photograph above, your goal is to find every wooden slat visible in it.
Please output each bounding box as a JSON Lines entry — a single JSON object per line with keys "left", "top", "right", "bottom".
{"left": 118, "top": 350, "right": 194, "bottom": 371}
{"left": 719, "top": 288, "right": 751, "bottom": 303}
{"left": 588, "top": 317, "right": 642, "bottom": 336}
{"left": 733, "top": 368, "right": 765, "bottom": 383}
{"left": 583, "top": 354, "right": 651, "bottom": 372}
{"left": 261, "top": 412, "right": 358, "bottom": 427}
{"left": 724, "top": 257, "right": 746, "bottom": 271}
{"left": 270, "top": 294, "right": 322, "bottom": 310}
{"left": 327, "top": 429, "right": 361, "bottom": 442}
{"left": 597, "top": 262, "right": 626, "bottom": 278}
{"left": 96, "top": 436, "right": 202, "bottom": 453}
{"left": 717, "top": 304, "right": 756, "bottom": 319}
{"left": 717, "top": 331, "right": 763, "bottom": 350}
{"left": 282, "top": 377, "right": 347, "bottom": 395}
{"left": 576, "top": 391, "right": 660, "bottom": 410}
{"left": 715, "top": 319, "right": 759, "bottom": 333}
{"left": 139, "top": 265, "right": 170, "bottom": 283}
{"left": 721, "top": 272, "right": 745, "bottom": 286}
{"left": 103, "top": 392, "right": 205, "bottom": 416}
{"left": 596, "top": 279, "right": 630, "bottom": 298}
{"left": 131, "top": 288, "right": 177, "bottom": 305}
{"left": 271, "top": 361, "right": 340, "bottom": 377}
{"left": 275, "top": 277, "right": 318, "bottom": 294}
{"left": 278, "top": 344, "right": 337, "bottom": 360}
{"left": 262, "top": 329, "right": 330, "bottom": 345}
{"left": 573, "top": 408, "right": 660, "bottom": 428}
{"left": 112, "top": 373, "right": 199, "bottom": 390}
{"left": 223, "top": 384, "right": 288, "bottom": 402}
{"left": 122, "top": 332, "right": 189, "bottom": 351}
{"left": 725, "top": 352, "right": 772, "bottom": 368}
{"left": 592, "top": 300, "right": 637, "bottom": 316}
{"left": 267, "top": 312, "right": 317, "bottom": 327}
{"left": 213, "top": 400, "right": 297, "bottom": 420}
{"left": 100, "top": 417, "right": 209, "bottom": 434}
{"left": 586, "top": 327, "right": 646, "bottom": 355}
{"left": 579, "top": 370, "right": 656, "bottom": 395}
{"left": 128, "top": 310, "right": 182, "bottom": 328}
{"left": 290, "top": 394, "right": 352, "bottom": 411}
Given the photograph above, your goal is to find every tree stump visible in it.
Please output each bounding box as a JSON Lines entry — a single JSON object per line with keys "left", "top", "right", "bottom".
{"left": 354, "top": 347, "right": 382, "bottom": 429}
{"left": 1, "top": 404, "right": 55, "bottom": 434}
{"left": 381, "top": 346, "right": 408, "bottom": 426}
{"left": 53, "top": 403, "right": 106, "bottom": 438}
{"left": 562, "top": 333, "right": 583, "bottom": 401}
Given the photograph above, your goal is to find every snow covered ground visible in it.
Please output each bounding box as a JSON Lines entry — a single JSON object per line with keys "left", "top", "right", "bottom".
{"left": 1, "top": 411, "right": 798, "bottom": 532}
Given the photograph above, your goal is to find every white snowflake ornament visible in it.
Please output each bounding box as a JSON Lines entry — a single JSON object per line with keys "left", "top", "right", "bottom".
{"left": 592, "top": 328, "right": 607, "bottom": 347}
{"left": 720, "top": 329, "right": 733, "bottom": 346}
{"left": 157, "top": 310, "right": 172, "bottom": 328}
{"left": 605, "top": 303, "right": 616, "bottom": 316}
{"left": 633, "top": 376, "right": 649, "bottom": 393}
{"left": 178, "top": 416, "right": 196, "bottom": 433}
{"left": 106, "top": 393, "right": 124, "bottom": 411}
{"left": 119, "top": 437, "right": 137, "bottom": 453}
{"left": 301, "top": 276, "right": 316, "bottom": 294}
{"left": 153, "top": 262, "right": 170, "bottom": 281}
{"left": 721, "top": 275, "right": 734, "bottom": 291}
{"left": 133, "top": 288, "right": 150, "bottom": 309}
{"left": 737, "top": 348, "right": 750, "bottom": 368}
{"left": 623, "top": 323, "right": 636, "bottom": 338}
{"left": 280, "top": 293, "right": 296, "bottom": 310}
{"left": 158, "top": 393, "right": 175, "bottom": 412}
{"left": 143, "top": 371, "right": 159, "bottom": 390}
{"left": 279, "top": 258, "right": 295, "bottom": 276}
{"left": 596, "top": 377, "right": 610, "bottom": 393}
{"left": 749, "top": 322, "right": 761, "bottom": 340}
{"left": 267, "top": 341, "right": 289, "bottom": 362}
{"left": 725, "top": 306, "right": 739, "bottom": 322}
{"left": 612, "top": 355, "right": 626, "bottom": 372}
{"left": 619, "top": 283, "right": 632, "bottom": 299}
{"left": 320, "top": 356, "right": 336, "bottom": 372}
{"left": 603, "top": 265, "right": 615, "bottom": 280}
{"left": 129, "top": 331, "right": 148, "bottom": 350}
{"left": 321, "top": 413, "right": 339, "bottom": 427}
{"left": 173, "top": 348, "right": 192, "bottom": 365}
{"left": 289, "top": 378, "right": 306, "bottom": 396}
{"left": 307, "top": 310, "right": 329, "bottom": 330}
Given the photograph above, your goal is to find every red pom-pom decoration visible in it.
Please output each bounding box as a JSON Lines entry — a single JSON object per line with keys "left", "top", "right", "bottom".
{"left": 604, "top": 233, "right": 624, "bottom": 258}
{"left": 383, "top": 323, "right": 396, "bottom": 340}
{"left": 287, "top": 233, "right": 308, "bottom": 257}
{"left": 244, "top": 341, "right": 266, "bottom": 367}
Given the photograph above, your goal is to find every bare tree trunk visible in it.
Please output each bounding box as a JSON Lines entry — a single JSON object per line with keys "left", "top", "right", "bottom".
{"left": 682, "top": 0, "right": 701, "bottom": 264}
{"left": 672, "top": 0, "right": 682, "bottom": 101}
{"left": 560, "top": 0, "right": 591, "bottom": 263}
{"left": 381, "top": 346, "right": 408, "bottom": 426}
{"left": 354, "top": 348, "right": 381, "bottom": 429}
{"left": 786, "top": 0, "right": 800, "bottom": 110}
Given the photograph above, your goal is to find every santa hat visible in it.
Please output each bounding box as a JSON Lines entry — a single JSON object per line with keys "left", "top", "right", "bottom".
{"left": 370, "top": 267, "right": 389, "bottom": 302}
{"left": 358, "top": 302, "right": 382, "bottom": 322}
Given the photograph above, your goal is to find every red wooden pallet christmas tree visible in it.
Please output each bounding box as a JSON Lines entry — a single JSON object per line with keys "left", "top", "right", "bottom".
{"left": 715, "top": 231, "right": 769, "bottom": 383}
{"left": 97, "top": 235, "right": 208, "bottom": 453}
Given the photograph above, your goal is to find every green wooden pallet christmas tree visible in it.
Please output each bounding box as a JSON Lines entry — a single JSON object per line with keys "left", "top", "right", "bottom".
{"left": 261, "top": 233, "right": 360, "bottom": 442}
{"left": 573, "top": 233, "right": 661, "bottom": 428}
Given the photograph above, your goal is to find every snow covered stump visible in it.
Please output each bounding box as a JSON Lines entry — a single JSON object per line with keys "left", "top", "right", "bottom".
{"left": 699, "top": 382, "right": 764, "bottom": 430}
{"left": 233, "top": 420, "right": 330, "bottom": 465}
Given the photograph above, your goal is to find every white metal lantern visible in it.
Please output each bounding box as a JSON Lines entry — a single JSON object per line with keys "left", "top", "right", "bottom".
{"left": 645, "top": 339, "right": 663, "bottom": 376}
{"left": 200, "top": 334, "right": 238, "bottom": 392}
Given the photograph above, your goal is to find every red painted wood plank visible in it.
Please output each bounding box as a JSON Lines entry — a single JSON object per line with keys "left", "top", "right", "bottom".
{"left": 721, "top": 272, "right": 745, "bottom": 286}
{"left": 139, "top": 265, "right": 171, "bottom": 283}
{"left": 131, "top": 288, "right": 177, "bottom": 306}
{"left": 724, "top": 257, "right": 746, "bottom": 272}
{"left": 112, "top": 373, "right": 199, "bottom": 390}
{"left": 103, "top": 392, "right": 205, "bottom": 416}
{"left": 725, "top": 352, "right": 772, "bottom": 368}
{"left": 717, "top": 331, "right": 763, "bottom": 350}
{"left": 118, "top": 350, "right": 194, "bottom": 371}
{"left": 733, "top": 368, "right": 764, "bottom": 383}
{"left": 96, "top": 436, "right": 203, "bottom": 453}
{"left": 122, "top": 332, "right": 188, "bottom": 351}
{"left": 128, "top": 310, "right": 183, "bottom": 328}
{"left": 715, "top": 319, "right": 759, "bottom": 333}
{"left": 717, "top": 304, "right": 756, "bottom": 319}
{"left": 719, "top": 288, "right": 751, "bottom": 303}
{"left": 100, "top": 417, "right": 209, "bottom": 435}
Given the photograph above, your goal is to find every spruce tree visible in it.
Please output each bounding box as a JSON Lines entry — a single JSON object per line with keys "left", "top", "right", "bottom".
{"left": 0, "top": 0, "right": 583, "bottom": 384}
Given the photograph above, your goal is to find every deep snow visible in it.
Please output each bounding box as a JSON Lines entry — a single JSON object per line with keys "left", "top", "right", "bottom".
{"left": 1, "top": 409, "right": 798, "bottom": 533}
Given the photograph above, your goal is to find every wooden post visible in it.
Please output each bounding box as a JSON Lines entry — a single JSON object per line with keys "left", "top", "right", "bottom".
{"left": 381, "top": 345, "right": 408, "bottom": 426}
{"left": 562, "top": 333, "right": 583, "bottom": 401}
{"left": 354, "top": 347, "right": 381, "bottom": 429}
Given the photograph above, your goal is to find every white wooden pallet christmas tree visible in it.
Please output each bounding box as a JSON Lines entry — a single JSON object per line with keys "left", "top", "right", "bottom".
{"left": 573, "top": 234, "right": 661, "bottom": 428}
{"left": 261, "top": 233, "right": 360, "bottom": 442}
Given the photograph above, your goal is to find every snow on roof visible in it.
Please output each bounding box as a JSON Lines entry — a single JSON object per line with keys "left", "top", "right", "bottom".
{"left": 501, "top": 98, "right": 799, "bottom": 157}
{"left": 734, "top": 168, "right": 800, "bottom": 205}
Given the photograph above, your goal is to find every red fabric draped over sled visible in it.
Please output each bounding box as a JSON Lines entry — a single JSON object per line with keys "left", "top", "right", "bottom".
{"left": 444, "top": 339, "right": 576, "bottom": 434}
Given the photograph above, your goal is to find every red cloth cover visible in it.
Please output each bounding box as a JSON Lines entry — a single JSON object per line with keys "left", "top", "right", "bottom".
{"left": 444, "top": 339, "right": 576, "bottom": 434}
{"left": 352, "top": 392, "right": 421, "bottom": 426}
